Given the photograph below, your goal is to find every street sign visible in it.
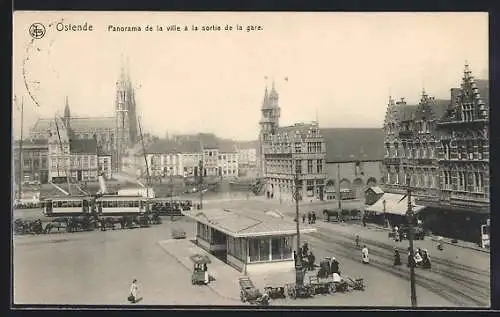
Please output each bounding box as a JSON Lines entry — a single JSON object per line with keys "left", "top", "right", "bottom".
{"left": 293, "top": 192, "right": 302, "bottom": 201}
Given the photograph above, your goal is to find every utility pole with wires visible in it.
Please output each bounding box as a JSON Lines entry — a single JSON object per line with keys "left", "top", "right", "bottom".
{"left": 54, "top": 116, "right": 71, "bottom": 194}
{"left": 137, "top": 117, "right": 150, "bottom": 198}
{"left": 293, "top": 163, "right": 304, "bottom": 287}
{"left": 198, "top": 159, "right": 204, "bottom": 209}
{"left": 15, "top": 96, "right": 24, "bottom": 200}
{"left": 399, "top": 175, "right": 418, "bottom": 307}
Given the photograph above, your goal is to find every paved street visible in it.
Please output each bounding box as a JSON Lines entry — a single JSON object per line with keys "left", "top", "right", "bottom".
{"left": 13, "top": 218, "right": 238, "bottom": 305}
{"left": 13, "top": 196, "right": 490, "bottom": 307}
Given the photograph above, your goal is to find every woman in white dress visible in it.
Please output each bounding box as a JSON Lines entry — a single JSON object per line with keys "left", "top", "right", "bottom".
{"left": 361, "top": 245, "right": 369, "bottom": 264}
{"left": 129, "top": 279, "right": 139, "bottom": 303}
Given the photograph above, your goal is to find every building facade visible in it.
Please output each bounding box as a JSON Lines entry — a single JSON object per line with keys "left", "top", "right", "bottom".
{"left": 381, "top": 92, "right": 449, "bottom": 200}
{"left": 29, "top": 61, "right": 138, "bottom": 172}
{"left": 321, "top": 127, "right": 385, "bottom": 200}
{"left": 381, "top": 64, "right": 489, "bottom": 242}
{"left": 237, "top": 148, "right": 257, "bottom": 167}
{"left": 258, "top": 83, "right": 327, "bottom": 201}
{"left": 47, "top": 117, "right": 113, "bottom": 183}
{"left": 13, "top": 139, "right": 49, "bottom": 184}
{"left": 218, "top": 151, "right": 239, "bottom": 178}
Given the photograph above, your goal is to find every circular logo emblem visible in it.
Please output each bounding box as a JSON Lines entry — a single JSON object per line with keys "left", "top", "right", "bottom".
{"left": 29, "top": 23, "right": 46, "bottom": 39}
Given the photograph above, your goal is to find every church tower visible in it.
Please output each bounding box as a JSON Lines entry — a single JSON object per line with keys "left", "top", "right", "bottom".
{"left": 63, "top": 96, "right": 71, "bottom": 130}
{"left": 114, "top": 58, "right": 131, "bottom": 172}
{"left": 258, "top": 81, "right": 281, "bottom": 177}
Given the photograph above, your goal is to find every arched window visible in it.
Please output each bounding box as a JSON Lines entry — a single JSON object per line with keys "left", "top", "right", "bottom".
{"left": 394, "top": 142, "right": 399, "bottom": 157}
{"left": 385, "top": 143, "right": 390, "bottom": 157}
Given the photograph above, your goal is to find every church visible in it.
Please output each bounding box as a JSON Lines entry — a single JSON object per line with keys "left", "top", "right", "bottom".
{"left": 28, "top": 60, "right": 138, "bottom": 173}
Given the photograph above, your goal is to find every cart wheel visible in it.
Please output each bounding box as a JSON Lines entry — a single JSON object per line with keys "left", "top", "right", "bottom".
{"left": 290, "top": 288, "right": 297, "bottom": 299}
{"left": 191, "top": 279, "right": 195, "bottom": 285}
{"left": 240, "top": 292, "right": 246, "bottom": 303}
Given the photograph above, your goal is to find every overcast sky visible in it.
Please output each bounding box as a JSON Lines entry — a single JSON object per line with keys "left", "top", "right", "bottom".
{"left": 12, "top": 12, "right": 488, "bottom": 141}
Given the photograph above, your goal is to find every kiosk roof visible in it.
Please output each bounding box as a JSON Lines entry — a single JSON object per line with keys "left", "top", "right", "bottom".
{"left": 182, "top": 208, "right": 316, "bottom": 238}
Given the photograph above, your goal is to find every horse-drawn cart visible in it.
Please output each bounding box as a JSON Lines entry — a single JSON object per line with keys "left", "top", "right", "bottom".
{"left": 264, "top": 286, "right": 286, "bottom": 299}
{"left": 285, "top": 282, "right": 315, "bottom": 299}
{"left": 190, "top": 254, "right": 211, "bottom": 285}
{"left": 308, "top": 276, "right": 335, "bottom": 295}
{"left": 239, "top": 277, "right": 269, "bottom": 305}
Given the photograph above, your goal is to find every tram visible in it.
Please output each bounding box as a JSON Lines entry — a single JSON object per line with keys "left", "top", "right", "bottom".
{"left": 95, "top": 195, "right": 149, "bottom": 216}
{"left": 42, "top": 196, "right": 91, "bottom": 217}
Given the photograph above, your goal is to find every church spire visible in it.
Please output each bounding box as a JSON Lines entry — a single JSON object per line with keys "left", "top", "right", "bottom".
{"left": 64, "top": 96, "right": 70, "bottom": 118}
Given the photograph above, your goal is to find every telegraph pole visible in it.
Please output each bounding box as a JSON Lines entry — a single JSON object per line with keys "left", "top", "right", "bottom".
{"left": 137, "top": 117, "right": 150, "bottom": 198}
{"left": 17, "top": 96, "right": 24, "bottom": 200}
{"left": 198, "top": 159, "right": 204, "bottom": 209}
{"left": 337, "top": 164, "right": 342, "bottom": 211}
{"left": 406, "top": 175, "right": 418, "bottom": 307}
{"left": 294, "top": 165, "right": 304, "bottom": 286}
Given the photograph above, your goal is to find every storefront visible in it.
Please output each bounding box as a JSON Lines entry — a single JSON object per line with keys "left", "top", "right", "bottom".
{"left": 183, "top": 208, "right": 316, "bottom": 274}
{"left": 365, "top": 192, "right": 425, "bottom": 227}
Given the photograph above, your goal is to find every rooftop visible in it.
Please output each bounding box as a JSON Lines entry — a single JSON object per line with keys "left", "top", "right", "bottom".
{"left": 365, "top": 192, "right": 424, "bottom": 216}
{"left": 13, "top": 139, "right": 48, "bottom": 148}
{"left": 31, "top": 116, "right": 115, "bottom": 133}
{"left": 320, "top": 128, "right": 385, "bottom": 162}
{"left": 70, "top": 139, "right": 98, "bottom": 154}
{"left": 182, "top": 207, "right": 316, "bottom": 238}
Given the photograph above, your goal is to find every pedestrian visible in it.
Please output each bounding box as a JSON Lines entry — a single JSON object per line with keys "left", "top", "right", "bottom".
{"left": 362, "top": 215, "right": 367, "bottom": 227}
{"left": 307, "top": 212, "right": 312, "bottom": 224}
{"left": 302, "top": 242, "right": 309, "bottom": 258}
{"left": 312, "top": 212, "right": 317, "bottom": 224}
{"left": 302, "top": 214, "right": 306, "bottom": 224}
{"left": 393, "top": 249, "right": 402, "bottom": 266}
{"left": 361, "top": 245, "right": 369, "bottom": 264}
{"left": 128, "top": 279, "right": 139, "bottom": 304}
{"left": 331, "top": 257, "right": 340, "bottom": 274}
{"left": 293, "top": 250, "right": 297, "bottom": 266}
{"left": 308, "top": 251, "right": 316, "bottom": 271}
{"left": 355, "top": 234, "right": 360, "bottom": 248}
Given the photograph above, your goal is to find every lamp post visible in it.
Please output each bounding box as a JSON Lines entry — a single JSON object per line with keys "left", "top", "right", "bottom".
{"left": 294, "top": 167, "right": 304, "bottom": 286}
{"left": 406, "top": 175, "right": 418, "bottom": 307}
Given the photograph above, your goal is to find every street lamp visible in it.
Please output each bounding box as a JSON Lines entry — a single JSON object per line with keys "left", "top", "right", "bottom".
{"left": 405, "top": 174, "right": 418, "bottom": 307}
{"left": 294, "top": 167, "right": 305, "bottom": 286}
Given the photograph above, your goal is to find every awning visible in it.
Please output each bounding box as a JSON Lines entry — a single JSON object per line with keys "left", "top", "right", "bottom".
{"left": 365, "top": 193, "right": 425, "bottom": 216}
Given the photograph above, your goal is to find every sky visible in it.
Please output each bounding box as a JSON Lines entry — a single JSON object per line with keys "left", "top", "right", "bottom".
{"left": 12, "top": 12, "right": 488, "bottom": 141}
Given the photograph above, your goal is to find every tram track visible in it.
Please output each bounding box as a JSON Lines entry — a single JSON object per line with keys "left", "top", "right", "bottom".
{"left": 316, "top": 224, "right": 490, "bottom": 277}
{"left": 308, "top": 231, "right": 490, "bottom": 307}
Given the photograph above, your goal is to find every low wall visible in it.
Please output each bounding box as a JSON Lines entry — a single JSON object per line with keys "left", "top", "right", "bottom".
{"left": 227, "top": 254, "right": 244, "bottom": 272}
{"left": 196, "top": 237, "right": 226, "bottom": 252}
{"left": 246, "top": 259, "right": 294, "bottom": 274}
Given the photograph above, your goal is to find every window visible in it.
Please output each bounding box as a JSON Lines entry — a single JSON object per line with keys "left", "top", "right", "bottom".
{"left": 307, "top": 160, "right": 313, "bottom": 174}
{"left": 316, "top": 160, "right": 323, "bottom": 174}
{"left": 306, "top": 179, "right": 314, "bottom": 192}
{"left": 385, "top": 143, "right": 390, "bottom": 157}
{"left": 386, "top": 172, "right": 391, "bottom": 184}
{"left": 295, "top": 160, "right": 302, "bottom": 174}
{"left": 294, "top": 142, "right": 302, "bottom": 153}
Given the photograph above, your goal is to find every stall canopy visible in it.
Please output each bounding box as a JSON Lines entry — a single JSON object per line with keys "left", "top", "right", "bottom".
{"left": 365, "top": 193, "right": 425, "bottom": 216}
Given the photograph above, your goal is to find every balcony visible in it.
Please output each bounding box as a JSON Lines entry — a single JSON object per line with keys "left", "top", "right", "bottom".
{"left": 442, "top": 184, "right": 453, "bottom": 191}
{"left": 450, "top": 192, "right": 489, "bottom": 204}
{"left": 383, "top": 157, "right": 400, "bottom": 165}
{"left": 415, "top": 158, "right": 434, "bottom": 166}
{"left": 399, "top": 130, "right": 414, "bottom": 138}
{"left": 438, "top": 118, "right": 488, "bottom": 127}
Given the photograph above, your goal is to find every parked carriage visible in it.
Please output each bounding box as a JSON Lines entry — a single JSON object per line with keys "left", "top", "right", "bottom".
{"left": 14, "top": 218, "right": 44, "bottom": 235}
{"left": 239, "top": 277, "right": 270, "bottom": 305}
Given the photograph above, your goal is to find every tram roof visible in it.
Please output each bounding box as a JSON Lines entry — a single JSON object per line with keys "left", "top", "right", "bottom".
{"left": 98, "top": 195, "right": 145, "bottom": 200}
{"left": 182, "top": 207, "right": 316, "bottom": 238}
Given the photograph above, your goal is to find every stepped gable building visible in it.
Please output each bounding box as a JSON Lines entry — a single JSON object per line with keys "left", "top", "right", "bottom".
{"left": 29, "top": 59, "right": 138, "bottom": 172}
{"left": 382, "top": 91, "right": 449, "bottom": 199}
{"left": 381, "top": 63, "right": 489, "bottom": 242}
{"left": 258, "top": 82, "right": 327, "bottom": 201}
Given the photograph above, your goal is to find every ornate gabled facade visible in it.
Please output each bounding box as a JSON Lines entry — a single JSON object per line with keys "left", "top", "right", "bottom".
{"left": 381, "top": 63, "right": 489, "bottom": 242}
{"left": 435, "top": 64, "right": 489, "bottom": 214}
{"left": 258, "top": 82, "right": 327, "bottom": 201}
